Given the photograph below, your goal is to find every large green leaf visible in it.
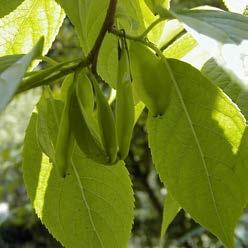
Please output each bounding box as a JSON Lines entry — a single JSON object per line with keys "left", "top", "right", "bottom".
{"left": 147, "top": 59, "right": 248, "bottom": 247}
{"left": 23, "top": 113, "right": 134, "bottom": 248}
{"left": 0, "top": 0, "right": 65, "bottom": 56}
{"left": 0, "top": 38, "right": 44, "bottom": 112}
{"left": 174, "top": 9, "right": 248, "bottom": 87}
{"left": 202, "top": 58, "right": 248, "bottom": 119}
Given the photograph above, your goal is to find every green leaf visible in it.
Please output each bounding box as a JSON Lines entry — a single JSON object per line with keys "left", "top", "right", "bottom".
{"left": 130, "top": 42, "right": 172, "bottom": 116}
{"left": 97, "top": 34, "right": 118, "bottom": 88}
{"left": 174, "top": 9, "right": 248, "bottom": 87}
{"left": 55, "top": 0, "right": 109, "bottom": 53}
{"left": 0, "top": 0, "right": 65, "bottom": 57}
{"left": 36, "top": 92, "right": 63, "bottom": 163}
{"left": 0, "top": 54, "right": 23, "bottom": 72}
{"left": 163, "top": 33, "right": 197, "bottom": 59}
{"left": 0, "top": 0, "right": 24, "bottom": 18}
{"left": 0, "top": 38, "right": 44, "bottom": 112}
{"left": 160, "top": 193, "right": 180, "bottom": 244}
{"left": 147, "top": 58, "right": 248, "bottom": 247}
{"left": 144, "top": 0, "right": 170, "bottom": 15}
{"left": 222, "top": 0, "right": 248, "bottom": 13}
{"left": 202, "top": 58, "right": 248, "bottom": 120}
{"left": 23, "top": 113, "right": 134, "bottom": 248}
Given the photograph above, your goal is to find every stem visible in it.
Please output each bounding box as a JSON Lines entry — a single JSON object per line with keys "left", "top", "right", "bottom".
{"left": 160, "top": 30, "right": 186, "bottom": 52}
{"left": 37, "top": 56, "right": 58, "bottom": 66}
{"left": 16, "top": 59, "right": 89, "bottom": 94}
{"left": 138, "top": 17, "right": 165, "bottom": 39}
{"left": 89, "top": 0, "right": 118, "bottom": 73}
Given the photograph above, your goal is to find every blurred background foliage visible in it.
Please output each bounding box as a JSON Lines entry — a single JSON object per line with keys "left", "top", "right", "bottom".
{"left": 0, "top": 0, "right": 248, "bottom": 247}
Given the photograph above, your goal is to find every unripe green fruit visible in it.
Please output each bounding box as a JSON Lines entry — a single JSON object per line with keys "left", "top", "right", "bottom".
{"left": 89, "top": 73, "right": 118, "bottom": 164}
{"left": 116, "top": 38, "right": 135, "bottom": 160}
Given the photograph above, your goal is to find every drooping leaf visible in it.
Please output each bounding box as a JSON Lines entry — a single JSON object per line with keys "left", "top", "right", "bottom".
{"left": 0, "top": 0, "right": 65, "bottom": 57}
{"left": 23, "top": 113, "right": 134, "bottom": 248}
{"left": 160, "top": 193, "right": 180, "bottom": 244}
{"left": 147, "top": 58, "right": 248, "bottom": 247}
{"left": 174, "top": 9, "right": 248, "bottom": 87}
{"left": 202, "top": 58, "right": 248, "bottom": 119}
{"left": 97, "top": 34, "right": 118, "bottom": 88}
{"left": 222, "top": 0, "right": 248, "bottom": 13}
{"left": 0, "top": 38, "right": 44, "bottom": 112}
{"left": 130, "top": 42, "right": 172, "bottom": 116}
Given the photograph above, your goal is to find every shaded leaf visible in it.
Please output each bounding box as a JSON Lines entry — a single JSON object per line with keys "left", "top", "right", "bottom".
{"left": 0, "top": 0, "right": 24, "bottom": 18}
{"left": 202, "top": 58, "right": 248, "bottom": 119}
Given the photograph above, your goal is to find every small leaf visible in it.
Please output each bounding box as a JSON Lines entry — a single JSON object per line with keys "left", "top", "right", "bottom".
{"left": 174, "top": 9, "right": 248, "bottom": 88}
{"left": 202, "top": 58, "right": 248, "bottom": 119}
{"left": 23, "top": 113, "right": 134, "bottom": 248}
{"left": 147, "top": 58, "right": 248, "bottom": 247}
{"left": 36, "top": 93, "right": 63, "bottom": 162}
{"left": 0, "top": 38, "right": 44, "bottom": 112}
{"left": 160, "top": 193, "right": 180, "bottom": 244}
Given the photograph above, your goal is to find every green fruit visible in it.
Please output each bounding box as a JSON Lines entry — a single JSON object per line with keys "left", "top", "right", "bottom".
{"left": 116, "top": 38, "right": 135, "bottom": 160}
{"left": 76, "top": 70, "right": 95, "bottom": 113}
{"left": 89, "top": 73, "right": 118, "bottom": 164}
{"left": 130, "top": 41, "right": 172, "bottom": 116}
{"left": 70, "top": 76, "right": 109, "bottom": 164}
{"left": 55, "top": 73, "right": 76, "bottom": 178}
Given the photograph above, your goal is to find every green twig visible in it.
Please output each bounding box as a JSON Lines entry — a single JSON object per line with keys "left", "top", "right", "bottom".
{"left": 16, "top": 58, "right": 89, "bottom": 94}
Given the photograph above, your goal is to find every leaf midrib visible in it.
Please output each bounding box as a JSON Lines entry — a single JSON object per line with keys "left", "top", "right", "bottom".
{"left": 162, "top": 59, "right": 229, "bottom": 243}
{"left": 71, "top": 159, "right": 105, "bottom": 248}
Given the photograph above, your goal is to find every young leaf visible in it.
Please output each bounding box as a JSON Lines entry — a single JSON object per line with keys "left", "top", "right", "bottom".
{"left": 0, "top": 0, "right": 64, "bottom": 57}
{"left": 160, "top": 193, "right": 180, "bottom": 245}
{"left": 174, "top": 9, "right": 248, "bottom": 87}
{"left": 36, "top": 93, "right": 63, "bottom": 163}
{"left": 23, "top": 113, "right": 134, "bottom": 248}
{"left": 147, "top": 59, "right": 248, "bottom": 247}
{"left": 202, "top": 58, "right": 248, "bottom": 119}
{"left": 0, "top": 38, "right": 44, "bottom": 112}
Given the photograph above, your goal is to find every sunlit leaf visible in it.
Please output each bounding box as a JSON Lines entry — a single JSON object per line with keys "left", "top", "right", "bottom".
{"left": 0, "top": 38, "right": 44, "bottom": 112}
{"left": 0, "top": 0, "right": 64, "bottom": 57}
{"left": 23, "top": 113, "right": 134, "bottom": 248}
{"left": 148, "top": 58, "right": 248, "bottom": 247}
